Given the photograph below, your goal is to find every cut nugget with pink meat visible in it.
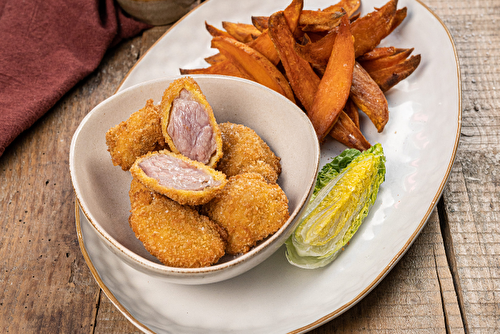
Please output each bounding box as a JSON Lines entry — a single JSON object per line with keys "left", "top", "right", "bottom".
{"left": 217, "top": 122, "right": 281, "bottom": 184}
{"left": 129, "top": 178, "right": 227, "bottom": 268}
{"left": 130, "top": 149, "right": 227, "bottom": 206}
{"left": 160, "top": 76, "right": 223, "bottom": 167}
{"left": 203, "top": 172, "right": 289, "bottom": 255}
{"left": 106, "top": 99, "right": 167, "bottom": 171}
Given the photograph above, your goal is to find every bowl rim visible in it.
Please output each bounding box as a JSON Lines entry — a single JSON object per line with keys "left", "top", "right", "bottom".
{"left": 69, "top": 74, "right": 320, "bottom": 277}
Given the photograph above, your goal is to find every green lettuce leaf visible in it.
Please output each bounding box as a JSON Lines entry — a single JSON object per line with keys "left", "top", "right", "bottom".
{"left": 312, "top": 148, "right": 362, "bottom": 200}
{"left": 285, "top": 143, "right": 386, "bottom": 269}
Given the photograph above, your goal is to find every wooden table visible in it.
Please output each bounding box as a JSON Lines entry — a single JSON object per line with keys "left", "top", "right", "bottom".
{"left": 1, "top": 0, "right": 498, "bottom": 332}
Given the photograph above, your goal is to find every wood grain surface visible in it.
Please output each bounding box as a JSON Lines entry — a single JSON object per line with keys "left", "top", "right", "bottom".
{"left": 1, "top": 0, "right": 498, "bottom": 333}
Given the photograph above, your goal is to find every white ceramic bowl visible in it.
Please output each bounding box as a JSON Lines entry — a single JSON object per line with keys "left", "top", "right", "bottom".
{"left": 70, "top": 75, "right": 320, "bottom": 285}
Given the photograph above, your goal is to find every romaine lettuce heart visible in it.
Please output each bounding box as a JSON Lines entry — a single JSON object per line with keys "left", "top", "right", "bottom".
{"left": 286, "top": 143, "right": 386, "bottom": 269}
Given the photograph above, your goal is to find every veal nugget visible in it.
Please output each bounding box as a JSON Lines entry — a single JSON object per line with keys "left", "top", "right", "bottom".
{"left": 129, "top": 178, "right": 227, "bottom": 268}
{"left": 160, "top": 76, "right": 223, "bottom": 167}
{"left": 203, "top": 172, "right": 289, "bottom": 255}
{"left": 106, "top": 99, "right": 167, "bottom": 171}
{"left": 130, "top": 150, "right": 227, "bottom": 206}
{"left": 217, "top": 122, "right": 281, "bottom": 183}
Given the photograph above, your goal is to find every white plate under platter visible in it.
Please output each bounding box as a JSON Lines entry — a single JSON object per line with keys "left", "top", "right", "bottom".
{"left": 76, "top": 0, "right": 461, "bottom": 333}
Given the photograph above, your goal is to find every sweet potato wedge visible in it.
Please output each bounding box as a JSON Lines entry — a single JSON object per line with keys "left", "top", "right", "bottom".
{"left": 388, "top": 7, "right": 407, "bottom": 35}
{"left": 247, "top": 30, "right": 281, "bottom": 65}
{"left": 204, "top": 52, "right": 226, "bottom": 65}
{"left": 368, "top": 54, "right": 421, "bottom": 92}
{"left": 252, "top": 16, "right": 269, "bottom": 32}
{"left": 268, "top": 11, "right": 321, "bottom": 112}
{"left": 283, "top": 0, "right": 303, "bottom": 34}
{"left": 208, "top": 21, "right": 279, "bottom": 66}
{"left": 308, "top": 14, "right": 355, "bottom": 142}
{"left": 357, "top": 46, "right": 397, "bottom": 61}
{"left": 350, "top": 12, "right": 360, "bottom": 23}
{"left": 211, "top": 36, "right": 296, "bottom": 103}
{"left": 222, "top": 21, "right": 262, "bottom": 43}
{"left": 323, "top": 0, "right": 361, "bottom": 18}
{"left": 245, "top": 0, "right": 304, "bottom": 65}
{"left": 205, "top": 22, "right": 234, "bottom": 39}
{"left": 180, "top": 59, "right": 253, "bottom": 80}
{"left": 351, "top": 0, "right": 398, "bottom": 57}
{"left": 343, "top": 98, "right": 360, "bottom": 128}
{"left": 350, "top": 62, "right": 389, "bottom": 132}
{"left": 294, "top": 26, "right": 338, "bottom": 68}
{"left": 330, "top": 110, "right": 371, "bottom": 151}
{"left": 298, "top": 10, "right": 345, "bottom": 32}
{"left": 255, "top": 8, "right": 344, "bottom": 34}
{"left": 358, "top": 48, "right": 414, "bottom": 72}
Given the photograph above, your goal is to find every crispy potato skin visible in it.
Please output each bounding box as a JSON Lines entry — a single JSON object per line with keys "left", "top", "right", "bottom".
{"left": 105, "top": 99, "right": 167, "bottom": 171}
{"left": 130, "top": 150, "right": 227, "bottom": 206}
{"left": 203, "top": 173, "right": 289, "bottom": 255}
{"left": 160, "top": 76, "right": 223, "bottom": 168}
{"left": 129, "top": 179, "right": 227, "bottom": 268}
{"left": 217, "top": 122, "right": 281, "bottom": 183}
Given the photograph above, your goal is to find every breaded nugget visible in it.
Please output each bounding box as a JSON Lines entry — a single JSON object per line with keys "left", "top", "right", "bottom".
{"left": 217, "top": 122, "right": 281, "bottom": 183}
{"left": 161, "top": 77, "right": 223, "bottom": 167}
{"left": 130, "top": 150, "right": 227, "bottom": 206}
{"left": 129, "top": 178, "right": 227, "bottom": 268}
{"left": 106, "top": 99, "right": 167, "bottom": 171}
{"left": 203, "top": 173, "right": 289, "bottom": 255}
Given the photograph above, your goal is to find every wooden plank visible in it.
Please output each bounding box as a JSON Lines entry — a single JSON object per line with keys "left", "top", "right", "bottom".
{"left": 433, "top": 0, "right": 500, "bottom": 332}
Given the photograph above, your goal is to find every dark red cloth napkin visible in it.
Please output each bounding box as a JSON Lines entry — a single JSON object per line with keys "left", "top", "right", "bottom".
{"left": 0, "top": 0, "right": 151, "bottom": 157}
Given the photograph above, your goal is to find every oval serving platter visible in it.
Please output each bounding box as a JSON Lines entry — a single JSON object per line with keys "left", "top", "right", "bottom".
{"left": 76, "top": 0, "right": 461, "bottom": 332}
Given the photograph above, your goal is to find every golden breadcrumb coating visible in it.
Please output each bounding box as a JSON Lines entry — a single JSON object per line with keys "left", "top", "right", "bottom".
{"left": 129, "top": 179, "right": 227, "bottom": 268}
{"left": 217, "top": 122, "right": 281, "bottom": 183}
{"left": 130, "top": 150, "right": 227, "bottom": 206}
{"left": 203, "top": 173, "right": 289, "bottom": 255}
{"left": 160, "top": 76, "right": 223, "bottom": 167}
{"left": 106, "top": 99, "right": 167, "bottom": 171}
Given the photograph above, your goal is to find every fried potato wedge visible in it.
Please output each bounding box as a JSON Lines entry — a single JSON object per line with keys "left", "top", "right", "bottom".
{"left": 205, "top": 21, "right": 234, "bottom": 39}
{"left": 357, "top": 46, "right": 398, "bottom": 61}
{"left": 298, "top": 10, "right": 345, "bottom": 32}
{"left": 368, "top": 54, "right": 421, "bottom": 92}
{"left": 308, "top": 14, "right": 355, "bottom": 142}
{"left": 247, "top": 30, "right": 281, "bottom": 65}
{"left": 252, "top": 16, "right": 269, "bottom": 32}
{"left": 204, "top": 52, "right": 226, "bottom": 65}
{"left": 248, "top": 0, "right": 304, "bottom": 65}
{"left": 350, "top": 62, "right": 389, "bottom": 132}
{"left": 294, "top": 26, "right": 338, "bottom": 68}
{"left": 343, "top": 97, "right": 360, "bottom": 128}
{"left": 268, "top": 11, "right": 320, "bottom": 112}
{"left": 358, "top": 47, "right": 414, "bottom": 72}
{"left": 222, "top": 21, "right": 262, "bottom": 43}
{"left": 330, "top": 111, "right": 371, "bottom": 151}
{"left": 349, "top": 12, "right": 361, "bottom": 22}
{"left": 351, "top": 0, "right": 398, "bottom": 57}
{"left": 283, "top": 0, "right": 303, "bottom": 34}
{"left": 323, "top": 0, "right": 360, "bottom": 18}
{"left": 388, "top": 7, "right": 407, "bottom": 35}
{"left": 211, "top": 36, "right": 296, "bottom": 103}
{"left": 180, "top": 58, "right": 253, "bottom": 80}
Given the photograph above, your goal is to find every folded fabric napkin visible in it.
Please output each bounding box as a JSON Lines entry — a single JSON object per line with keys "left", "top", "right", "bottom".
{"left": 0, "top": 0, "right": 151, "bottom": 157}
